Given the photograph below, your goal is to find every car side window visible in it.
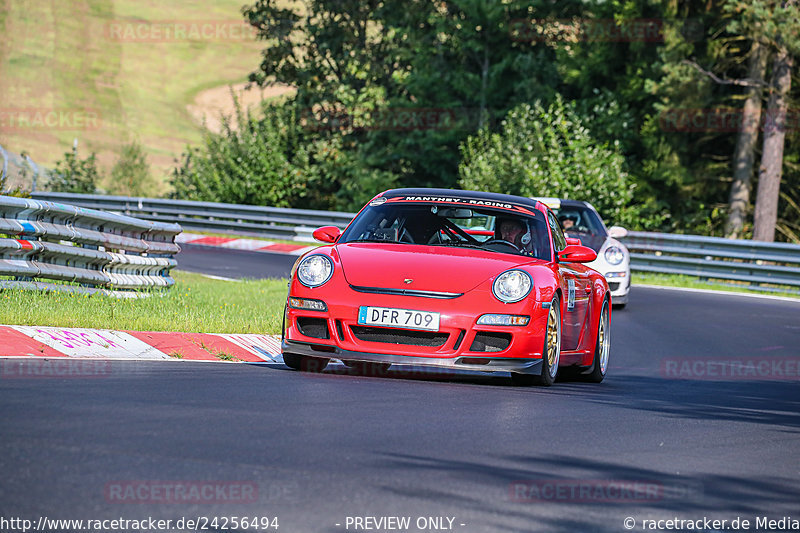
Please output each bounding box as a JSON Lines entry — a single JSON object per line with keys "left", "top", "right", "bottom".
{"left": 547, "top": 211, "right": 567, "bottom": 252}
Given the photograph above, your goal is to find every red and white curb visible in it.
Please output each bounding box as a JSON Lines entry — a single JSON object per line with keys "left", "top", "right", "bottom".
{"left": 0, "top": 325, "right": 283, "bottom": 363}
{"left": 176, "top": 233, "right": 317, "bottom": 256}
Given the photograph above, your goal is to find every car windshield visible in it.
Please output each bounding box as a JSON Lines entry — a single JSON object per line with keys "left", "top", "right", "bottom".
{"left": 549, "top": 205, "right": 607, "bottom": 237}
{"left": 340, "top": 200, "right": 551, "bottom": 261}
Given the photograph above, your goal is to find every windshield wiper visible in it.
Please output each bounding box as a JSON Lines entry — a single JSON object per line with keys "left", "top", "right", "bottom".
{"left": 433, "top": 242, "right": 501, "bottom": 251}
{"left": 433, "top": 242, "right": 527, "bottom": 255}
{"left": 345, "top": 239, "right": 411, "bottom": 244}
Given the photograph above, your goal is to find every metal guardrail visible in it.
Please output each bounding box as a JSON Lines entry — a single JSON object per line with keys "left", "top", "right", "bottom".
{"left": 0, "top": 196, "right": 182, "bottom": 295}
{"left": 31, "top": 192, "right": 355, "bottom": 242}
{"left": 27, "top": 192, "right": 800, "bottom": 292}
{"left": 621, "top": 231, "right": 800, "bottom": 290}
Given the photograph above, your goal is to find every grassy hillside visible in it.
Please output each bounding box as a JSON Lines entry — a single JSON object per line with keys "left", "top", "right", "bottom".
{"left": 0, "top": 0, "right": 269, "bottom": 194}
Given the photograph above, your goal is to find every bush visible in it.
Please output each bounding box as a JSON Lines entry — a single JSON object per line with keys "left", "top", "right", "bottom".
{"left": 50, "top": 144, "right": 100, "bottom": 194}
{"left": 458, "top": 96, "right": 636, "bottom": 226}
{"left": 305, "top": 135, "right": 398, "bottom": 212}
{"left": 171, "top": 97, "right": 399, "bottom": 211}
{"left": 171, "top": 101, "right": 309, "bottom": 208}
{"left": 108, "top": 141, "right": 156, "bottom": 197}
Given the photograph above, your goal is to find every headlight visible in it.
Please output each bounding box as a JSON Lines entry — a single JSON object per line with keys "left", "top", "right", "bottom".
{"left": 604, "top": 246, "right": 624, "bottom": 265}
{"left": 296, "top": 254, "right": 333, "bottom": 287}
{"left": 492, "top": 270, "right": 533, "bottom": 303}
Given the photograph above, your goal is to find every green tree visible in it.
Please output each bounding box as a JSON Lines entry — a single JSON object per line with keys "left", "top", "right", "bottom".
{"left": 109, "top": 141, "right": 156, "bottom": 197}
{"left": 242, "top": 0, "right": 569, "bottom": 191}
{"left": 50, "top": 143, "right": 100, "bottom": 194}
{"left": 243, "top": 0, "right": 406, "bottom": 111}
{"left": 733, "top": 0, "right": 800, "bottom": 242}
{"left": 459, "top": 97, "right": 635, "bottom": 225}
{"left": 367, "top": 0, "right": 564, "bottom": 189}
{"left": 171, "top": 102, "right": 309, "bottom": 208}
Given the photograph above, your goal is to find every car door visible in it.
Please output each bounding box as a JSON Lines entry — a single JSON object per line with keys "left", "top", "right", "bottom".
{"left": 547, "top": 211, "right": 591, "bottom": 351}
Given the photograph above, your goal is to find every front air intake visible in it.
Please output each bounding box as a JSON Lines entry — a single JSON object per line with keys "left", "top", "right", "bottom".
{"left": 470, "top": 332, "right": 512, "bottom": 353}
{"left": 350, "top": 326, "right": 448, "bottom": 347}
{"left": 297, "top": 317, "right": 330, "bottom": 339}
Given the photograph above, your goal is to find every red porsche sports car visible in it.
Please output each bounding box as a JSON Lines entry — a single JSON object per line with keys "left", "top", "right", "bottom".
{"left": 282, "top": 189, "right": 611, "bottom": 386}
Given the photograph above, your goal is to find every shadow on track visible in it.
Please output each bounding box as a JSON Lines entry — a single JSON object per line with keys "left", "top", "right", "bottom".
{"left": 373, "top": 452, "right": 799, "bottom": 532}
{"left": 258, "top": 360, "right": 800, "bottom": 429}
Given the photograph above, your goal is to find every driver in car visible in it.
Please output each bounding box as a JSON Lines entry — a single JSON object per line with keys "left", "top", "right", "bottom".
{"left": 559, "top": 214, "right": 577, "bottom": 231}
{"left": 496, "top": 217, "right": 537, "bottom": 256}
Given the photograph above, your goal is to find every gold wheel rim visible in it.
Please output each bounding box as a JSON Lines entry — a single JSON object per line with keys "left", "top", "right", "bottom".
{"left": 546, "top": 303, "right": 560, "bottom": 378}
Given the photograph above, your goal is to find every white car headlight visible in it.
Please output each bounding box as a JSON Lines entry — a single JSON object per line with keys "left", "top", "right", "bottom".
{"left": 492, "top": 270, "right": 533, "bottom": 303}
{"left": 297, "top": 254, "right": 334, "bottom": 287}
{"left": 604, "top": 246, "right": 624, "bottom": 265}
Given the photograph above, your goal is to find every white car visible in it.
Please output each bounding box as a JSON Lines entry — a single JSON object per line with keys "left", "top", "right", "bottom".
{"left": 533, "top": 198, "right": 631, "bottom": 308}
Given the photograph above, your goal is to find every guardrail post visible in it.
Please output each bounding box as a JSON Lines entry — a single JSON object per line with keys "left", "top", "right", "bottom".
{"left": 23, "top": 154, "right": 40, "bottom": 192}
{"left": 0, "top": 144, "right": 8, "bottom": 188}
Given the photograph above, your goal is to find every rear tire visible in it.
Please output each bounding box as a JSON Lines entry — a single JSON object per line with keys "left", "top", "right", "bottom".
{"left": 583, "top": 298, "right": 610, "bottom": 383}
{"left": 283, "top": 353, "right": 329, "bottom": 372}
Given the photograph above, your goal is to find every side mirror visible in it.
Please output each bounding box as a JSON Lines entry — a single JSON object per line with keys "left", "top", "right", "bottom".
{"left": 312, "top": 226, "right": 341, "bottom": 243}
{"left": 565, "top": 237, "right": 581, "bottom": 246}
{"left": 558, "top": 245, "right": 597, "bottom": 263}
{"left": 608, "top": 225, "right": 628, "bottom": 239}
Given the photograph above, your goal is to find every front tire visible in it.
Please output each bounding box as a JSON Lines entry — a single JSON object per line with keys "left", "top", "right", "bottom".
{"left": 511, "top": 295, "right": 561, "bottom": 387}
{"left": 583, "top": 297, "right": 610, "bottom": 383}
{"left": 283, "top": 353, "right": 329, "bottom": 372}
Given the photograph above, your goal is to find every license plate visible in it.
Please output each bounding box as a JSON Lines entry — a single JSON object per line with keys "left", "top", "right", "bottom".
{"left": 358, "top": 306, "right": 440, "bottom": 331}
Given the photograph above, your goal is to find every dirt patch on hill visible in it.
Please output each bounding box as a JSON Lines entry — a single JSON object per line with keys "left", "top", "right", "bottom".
{"left": 187, "top": 82, "right": 295, "bottom": 134}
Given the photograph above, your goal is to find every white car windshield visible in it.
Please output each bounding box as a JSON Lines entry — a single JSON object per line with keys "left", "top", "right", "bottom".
{"left": 549, "top": 205, "right": 606, "bottom": 237}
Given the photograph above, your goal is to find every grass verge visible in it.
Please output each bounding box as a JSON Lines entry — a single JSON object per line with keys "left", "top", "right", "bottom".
{"left": 0, "top": 0, "right": 268, "bottom": 190}
{"left": 633, "top": 272, "right": 800, "bottom": 300}
{"left": 0, "top": 270, "right": 287, "bottom": 333}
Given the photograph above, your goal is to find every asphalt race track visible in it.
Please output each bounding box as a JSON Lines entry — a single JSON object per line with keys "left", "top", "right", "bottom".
{"left": 1, "top": 248, "right": 799, "bottom": 532}
{"left": 175, "top": 244, "right": 299, "bottom": 280}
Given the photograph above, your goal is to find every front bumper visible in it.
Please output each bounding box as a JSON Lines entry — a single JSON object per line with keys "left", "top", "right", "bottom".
{"left": 605, "top": 272, "right": 630, "bottom": 304}
{"left": 282, "top": 339, "right": 544, "bottom": 375}
{"left": 585, "top": 242, "right": 630, "bottom": 303}
{"left": 284, "top": 286, "right": 550, "bottom": 375}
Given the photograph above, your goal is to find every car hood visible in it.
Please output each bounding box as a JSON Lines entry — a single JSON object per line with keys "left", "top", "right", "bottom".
{"left": 336, "top": 243, "right": 537, "bottom": 294}
{"left": 565, "top": 232, "right": 607, "bottom": 253}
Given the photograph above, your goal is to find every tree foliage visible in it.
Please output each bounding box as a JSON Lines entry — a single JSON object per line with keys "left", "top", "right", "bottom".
{"left": 50, "top": 145, "right": 100, "bottom": 194}
{"left": 459, "top": 97, "right": 635, "bottom": 225}
{"left": 167, "top": 0, "right": 800, "bottom": 241}
{"left": 243, "top": 0, "right": 405, "bottom": 111}
{"left": 171, "top": 102, "right": 308, "bottom": 208}
{"left": 109, "top": 141, "right": 156, "bottom": 197}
